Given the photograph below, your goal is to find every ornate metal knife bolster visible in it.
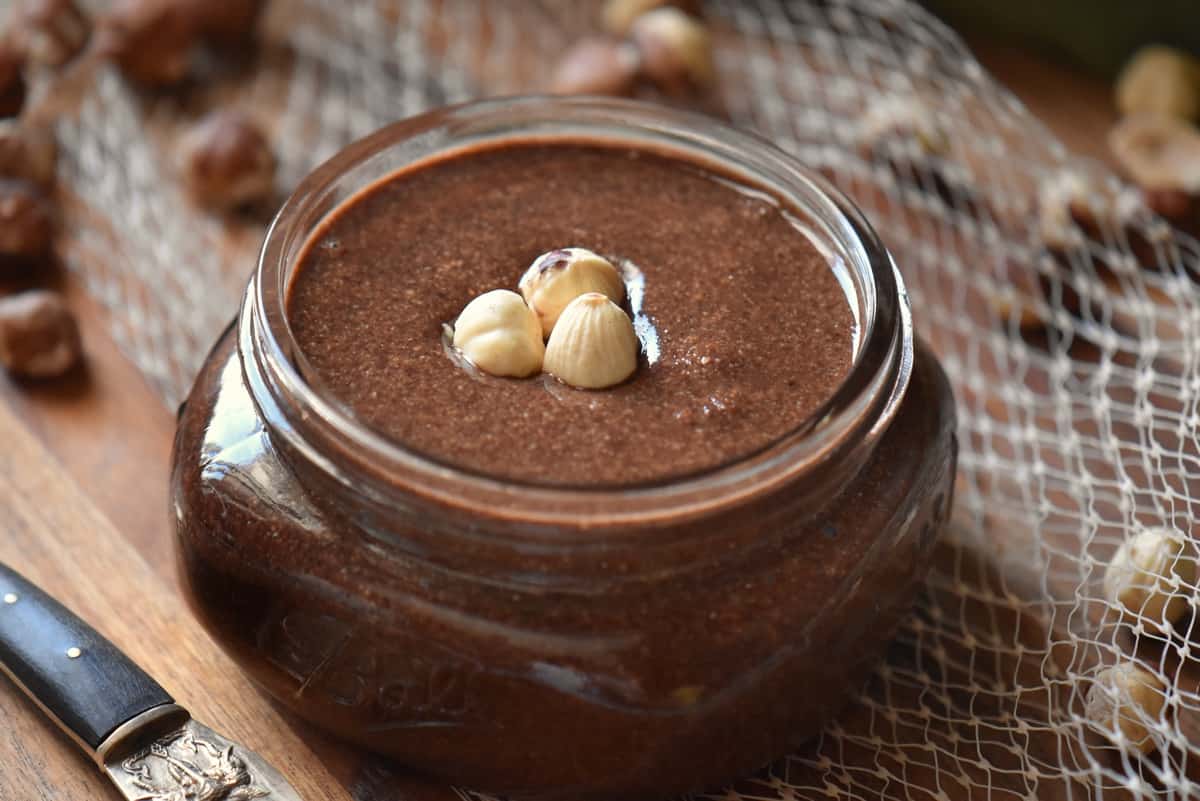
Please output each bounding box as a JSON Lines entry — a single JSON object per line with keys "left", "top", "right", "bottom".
{"left": 0, "top": 563, "right": 303, "bottom": 801}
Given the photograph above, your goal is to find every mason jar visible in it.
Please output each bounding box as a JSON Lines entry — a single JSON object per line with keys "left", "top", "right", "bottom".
{"left": 171, "top": 96, "right": 957, "bottom": 800}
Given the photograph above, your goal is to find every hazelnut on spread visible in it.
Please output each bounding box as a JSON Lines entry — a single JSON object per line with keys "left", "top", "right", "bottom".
{"left": 453, "top": 247, "right": 634, "bottom": 389}
{"left": 543, "top": 291, "right": 639, "bottom": 389}
{"left": 519, "top": 247, "right": 625, "bottom": 337}
{"left": 286, "top": 142, "right": 854, "bottom": 485}
{"left": 451, "top": 289, "right": 544, "bottom": 378}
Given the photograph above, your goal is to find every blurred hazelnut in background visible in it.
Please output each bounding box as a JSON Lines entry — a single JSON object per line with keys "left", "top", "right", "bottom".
{"left": 550, "top": 0, "right": 715, "bottom": 98}
{"left": 0, "top": 39, "right": 28, "bottom": 118}
{"left": 550, "top": 38, "right": 641, "bottom": 97}
{"left": 188, "top": 0, "right": 267, "bottom": 44}
{"left": 602, "top": 0, "right": 702, "bottom": 36}
{"left": 0, "top": 290, "right": 81, "bottom": 379}
{"left": 0, "top": 179, "right": 54, "bottom": 261}
{"left": 93, "top": 0, "right": 203, "bottom": 86}
{"left": 1116, "top": 45, "right": 1200, "bottom": 123}
{"left": 0, "top": 120, "right": 58, "bottom": 188}
{"left": 1109, "top": 45, "right": 1200, "bottom": 232}
{"left": 11, "top": 0, "right": 92, "bottom": 69}
{"left": 629, "top": 7, "right": 715, "bottom": 96}
{"left": 94, "top": 0, "right": 265, "bottom": 87}
{"left": 1109, "top": 113, "right": 1200, "bottom": 229}
{"left": 179, "top": 109, "right": 276, "bottom": 211}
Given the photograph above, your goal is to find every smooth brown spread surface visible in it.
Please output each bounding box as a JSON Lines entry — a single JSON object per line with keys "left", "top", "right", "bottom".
{"left": 286, "top": 142, "right": 854, "bottom": 486}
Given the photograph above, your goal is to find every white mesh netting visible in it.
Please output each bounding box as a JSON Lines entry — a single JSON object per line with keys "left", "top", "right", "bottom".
{"left": 43, "top": 1, "right": 1200, "bottom": 799}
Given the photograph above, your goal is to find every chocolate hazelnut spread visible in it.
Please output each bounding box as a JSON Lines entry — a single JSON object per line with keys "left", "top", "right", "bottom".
{"left": 171, "top": 98, "right": 957, "bottom": 801}
{"left": 285, "top": 142, "right": 855, "bottom": 486}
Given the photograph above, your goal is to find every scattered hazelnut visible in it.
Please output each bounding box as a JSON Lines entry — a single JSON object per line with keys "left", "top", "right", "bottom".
{"left": 179, "top": 110, "right": 276, "bottom": 210}
{"left": 1103, "top": 526, "right": 1196, "bottom": 632}
{"left": 543, "top": 292, "right": 639, "bottom": 390}
{"left": 1035, "top": 170, "right": 1158, "bottom": 247}
{"left": 989, "top": 287, "right": 1043, "bottom": 332}
{"left": 187, "top": 0, "right": 267, "bottom": 44}
{"left": 549, "top": 37, "right": 640, "bottom": 97}
{"left": 452, "top": 290, "right": 545, "bottom": 378}
{"left": 93, "top": 0, "right": 203, "bottom": 86}
{"left": 0, "top": 120, "right": 58, "bottom": 188}
{"left": 519, "top": 248, "right": 626, "bottom": 338}
{"left": 857, "top": 95, "right": 950, "bottom": 158}
{"left": 602, "top": 0, "right": 703, "bottom": 36}
{"left": 0, "top": 39, "right": 28, "bottom": 119}
{"left": 1084, "top": 663, "right": 1167, "bottom": 755}
{"left": 1115, "top": 45, "right": 1200, "bottom": 122}
{"left": 94, "top": 0, "right": 265, "bottom": 85}
{"left": 629, "top": 7, "right": 715, "bottom": 96}
{"left": 1036, "top": 170, "right": 1093, "bottom": 249}
{"left": 12, "top": 0, "right": 92, "bottom": 68}
{"left": 0, "top": 179, "right": 53, "bottom": 259}
{"left": 0, "top": 290, "right": 82, "bottom": 378}
{"left": 1108, "top": 113, "right": 1200, "bottom": 195}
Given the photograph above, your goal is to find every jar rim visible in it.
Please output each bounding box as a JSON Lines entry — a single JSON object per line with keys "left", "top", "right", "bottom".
{"left": 246, "top": 96, "right": 914, "bottom": 528}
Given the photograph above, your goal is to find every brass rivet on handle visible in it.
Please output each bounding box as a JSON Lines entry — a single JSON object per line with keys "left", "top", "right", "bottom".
{"left": 66, "top": 647, "right": 82, "bottom": 659}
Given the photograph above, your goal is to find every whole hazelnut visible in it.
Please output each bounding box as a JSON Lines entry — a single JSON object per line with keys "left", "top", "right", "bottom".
{"left": 549, "top": 37, "right": 640, "bottom": 97}
{"left": 629, "top": 7, "right": 715, "bottom": 95}
{"left": 180, "top": 109, "right": 276, "bottom": 210}
{"left": 1108, "top": 114, "right": 1200, "bottom": 195}
{"left": 543, "top": 292, "right": 639, "bottom": 390}
{"left": 452, "top": 290, "right": 545, "bottom": 378}
{"left": 94, "top": 0, "right": 267, "bottom": 85}
{"left": 185, "top": 0, "right": 267, "bottom": 44}
{"left": 1103, "top": 526, "right": 1196, "bottom": 633}
{"left": 0, "top": 290, "right": 82, "bottom": 378}
{"left": 857, "top": 95, "right": 950, "bottom": 159}
{"left": 0, "top": 40, "right": 28, "bottom": 119}
{"left": 1115, "top": 45, "right": 1200, "bottom": 123}
{"left": 13, "top": 0, "right": 92, "bottom": 68}
{"left": 1036, "top": 170, "right": 1092, "bottom": 249}
{"left": 602, "top": 0, "right": 703, "bottom": 36}
{"left": 519, "top": 248, "right": 626, "bottom": 337}
{"left": 0, "top": 120, "right": 58, "bottom": 188}
{"left": 93, "top": 0, "right": 203, "bottom": 86}
{"left": 1084, "top": 663, "right": 1167, "bottom": 755}
{"left": 0, "top": 179, "right": 53, "bottom": 259}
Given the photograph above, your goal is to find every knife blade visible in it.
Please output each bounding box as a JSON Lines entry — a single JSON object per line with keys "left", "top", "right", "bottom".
{"left": 0, "top": 562, "right": 304, "bottom": 801}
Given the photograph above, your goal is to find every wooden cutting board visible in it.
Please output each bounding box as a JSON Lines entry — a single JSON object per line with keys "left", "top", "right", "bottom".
{"left": 0, "top": 395, "right": 461, "bottom": 801}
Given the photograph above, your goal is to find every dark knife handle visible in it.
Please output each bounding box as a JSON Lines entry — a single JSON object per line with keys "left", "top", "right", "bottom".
{"left": 0, "top": 562, "right": 174, "bottom": 754}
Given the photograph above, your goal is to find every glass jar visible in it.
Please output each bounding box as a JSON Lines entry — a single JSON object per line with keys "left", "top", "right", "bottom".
{"left": 171, "top": 97, "right": 957, "bottom": 800}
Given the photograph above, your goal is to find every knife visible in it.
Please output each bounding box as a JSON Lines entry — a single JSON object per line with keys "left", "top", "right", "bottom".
{"left": 0, "top": 562, "right": 303, "bottom": 801}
